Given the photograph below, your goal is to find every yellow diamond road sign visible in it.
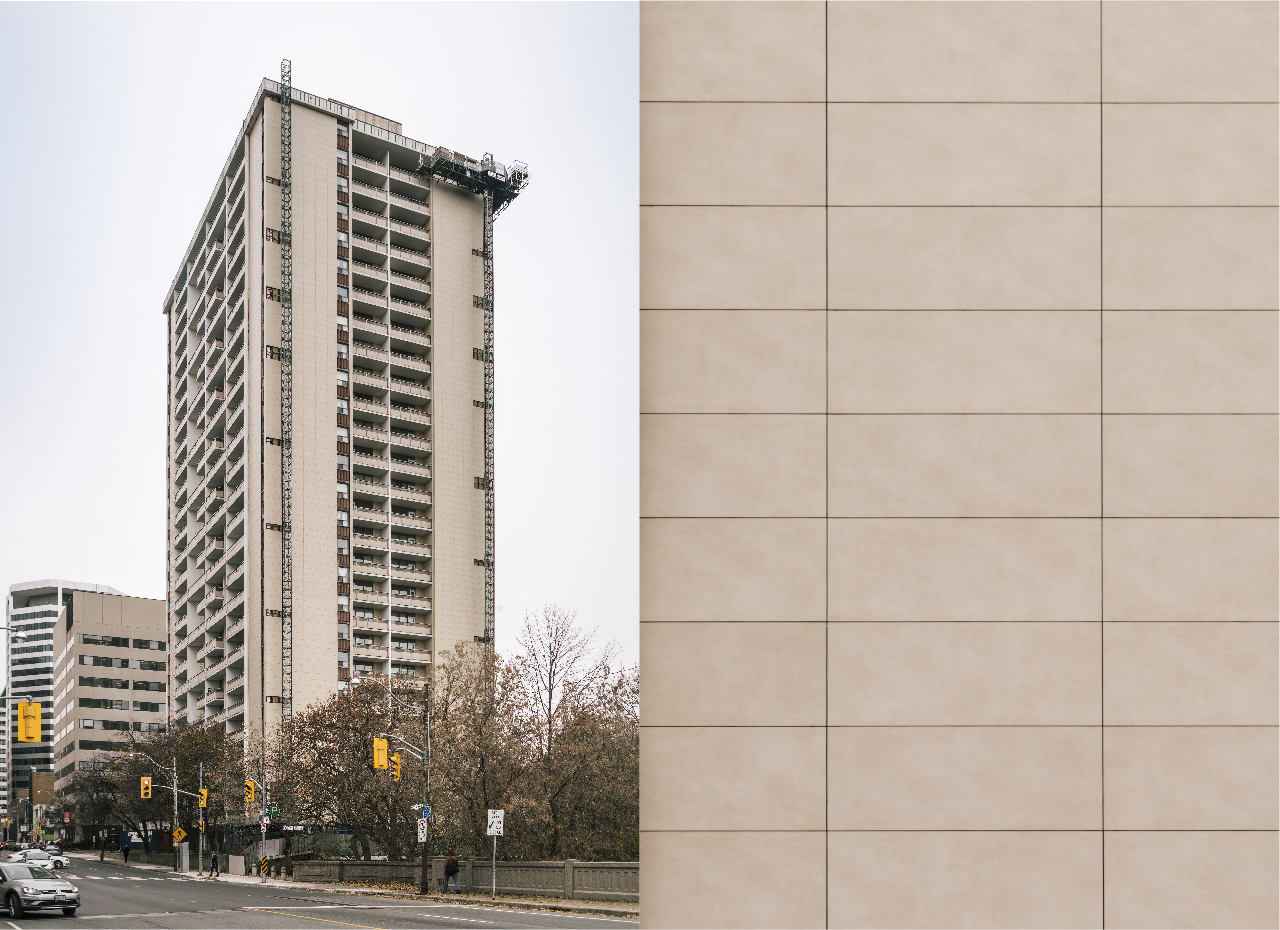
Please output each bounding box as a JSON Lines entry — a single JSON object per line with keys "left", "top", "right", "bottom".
{"left": 172, "top": 828, "right": 187, "bottom": 842}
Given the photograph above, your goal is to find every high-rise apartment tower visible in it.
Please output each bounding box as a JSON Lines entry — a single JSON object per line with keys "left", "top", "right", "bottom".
{"left": 165, "top": 72, "right": 525, "bottom": 738}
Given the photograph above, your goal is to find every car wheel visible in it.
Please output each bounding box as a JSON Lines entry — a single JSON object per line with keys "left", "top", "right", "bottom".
{"left": 63, "top": 907, "right": 77, "bottom": 917}
{"left": 7, "top": 891, "right": 23, "bottom": 918}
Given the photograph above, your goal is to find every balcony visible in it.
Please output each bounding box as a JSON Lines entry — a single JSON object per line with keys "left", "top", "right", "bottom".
{"left": 353, "top": 531, "right": 388, "bottom": 551}
{"left": 353, "top": 343, "right": 388, "bottom": 365}
{"left": 390, "top": 430, "right": 430, "bottom": 453}
{"left": 353, "top": 424, "right": 387, "bottom": 445}
{"left": 390, "top": 377, "right": 430, "bottom": 400}
{"left": 389, "top": 403, "right": 430, "bottom": 427}
{"left": 352, "top": 588, "right": 389, "bottom": 606}
{"left": 391, "top": 565, "right": 432, "bottom": 583}
{"left": 352, "top": 503, "right": 389, "bottom": 525}
{"left": 351, "top": 559, "right": 388, "bottom": 579}
{"left": 354, "top": 398, "right": 386, "bottom": 417}
{"left": 353, "top": 643, "right": 389, "bottom": 660}
{"left": 389, "top": 456, "right": 430, "bottom": 479}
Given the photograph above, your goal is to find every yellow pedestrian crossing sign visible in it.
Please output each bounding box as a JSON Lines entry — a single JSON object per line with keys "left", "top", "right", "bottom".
{"left": 173, "top": 827, "right": 187, "bottom": 842}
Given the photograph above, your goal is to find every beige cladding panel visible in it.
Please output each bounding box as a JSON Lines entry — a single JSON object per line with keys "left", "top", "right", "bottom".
{"left": 429, "top": 182, "right": 486, "bottom": 656}
{"left": 639, "top": 2, "right": 1279, "bottom": 927}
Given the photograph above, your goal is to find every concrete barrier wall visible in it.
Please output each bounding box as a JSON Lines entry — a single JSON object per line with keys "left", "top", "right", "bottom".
{"left": 293, "top": 858, "right": 638, "bottom": 902}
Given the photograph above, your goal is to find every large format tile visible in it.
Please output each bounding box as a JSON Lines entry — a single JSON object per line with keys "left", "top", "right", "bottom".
{"left": 641, "top": 727, "right": 825, "bottom": 831}
{"left": 1102, "top": 1, "right": 1280, "bottom": 102}
{"left": 828, "top": 1, "right": 1100, "bottom": 102}
{"left": 828, "top": 727, "right": 1101, "bottom": 829}
{"left": 642, "top": 622, "right": 825, "bottom": 727}
{"left": 830, "top": 208, "right": 1101, "bottom": 309}
{"left": 829, "top": 519, "right": 1101, "bottom": 622}
{"left": 641, "top": 207, "right": 826, "bottom": 309}
{"left": 641, "top": 103, "right": 825, "bottom": 205}
{"left": 1104, "top": 727, "right": 1279, "bottom": 829}
{"left": 1104, "top": 622, "right": 1279, "bottom": 725}
{"left": 1102, "top": 415, "right": 1279, "bottom": 517}
{"left": 640, "top": 518, "right": 826, "bottom": 623}
{"left": 829, "top": 415, "right": 1101, "bottom": 517}
{"left": 1103, "top": 519, "right": 1280, "bottom": 623}
{"left": 639, "top": 1, "right": 825, "bottom": 103}
{"left": 1103, "top": 311, "right": 1279, "bottom": 413}
{"left": 829, "top": 104, "right": 1099, "bottom": 205}
{"left": 1103, "top": 105, "right": 1279, "bottom": 206}
{"left": 829, "top": 310, "right": 1100, "bottom": 413}
{"left": 829, "top": 622, "right": 1100, "bottom": 725}
{"left": 641, "top": 414, "right": 825, "bottom": 517}
{"left": 641, "top": 310, "right": 825, "bottom": 413}
{"left": 640, "top": 832, "right": 826, "bottom": 929}
{"left": 829, "top": 832, "right": 1102, "bottom": 929}
{"left": 1104, "top": 832, "right": 1280, "bottom": 930}
{"left": 1102, "top": 207, "right": 1279, "bottom": 309}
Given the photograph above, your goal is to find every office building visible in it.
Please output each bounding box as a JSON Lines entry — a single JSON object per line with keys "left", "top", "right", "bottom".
{"left": 50, "top": 591, "right": 168, "bottom": 802}
{"left": 5, "top": 580, "right": 124, "bottom": 834}
{"left": 640, "top": 2, "right": 1278, "bottom": 927}
{"left": 165, "top": 72, "right": 525, "bottom": 738}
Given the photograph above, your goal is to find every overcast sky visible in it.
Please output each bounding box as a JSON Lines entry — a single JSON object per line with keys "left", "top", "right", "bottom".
{"left": 0, "top": 2, "right": 639, "bottom": 679}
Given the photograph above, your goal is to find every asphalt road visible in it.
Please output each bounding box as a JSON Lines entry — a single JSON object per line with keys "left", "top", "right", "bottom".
{"left": 0, "top": 857, "right": 637, "bottom": 930}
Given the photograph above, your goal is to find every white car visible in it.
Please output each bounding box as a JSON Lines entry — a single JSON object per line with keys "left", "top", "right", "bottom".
{"left": 6, "top": 850, "right": 68, "bottom": 870}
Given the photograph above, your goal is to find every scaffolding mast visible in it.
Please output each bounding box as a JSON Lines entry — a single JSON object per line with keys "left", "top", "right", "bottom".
{"left": 420, "top": 149, "right": 528, "bottom": 647}
{"left": 279, "top": 59, "right": 294, "bottom": 719}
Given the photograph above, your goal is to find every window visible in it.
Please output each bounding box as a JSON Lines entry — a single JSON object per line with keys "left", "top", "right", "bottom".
{"left": 132, "top": 639, "right": 165, "bottom": 651}
{"left": 78, "top": 677, "right": 129, "bottom": 690}
{"left": 79, "top": 655, "right": 128, "bottom": 669}
{"left": 135, "top": 659, "right": 166, "bottom": 672}
{"left": 132, "top": 680, "right": 166, "bottom": 693}
{"left": 355, "top": 663, "right": 376, "bottom": 676}
{"left": 82, "top": 634, "right": 127, "bottom": 648}
{"left": 133, "top": 701, "right": 166, "bottom": 713}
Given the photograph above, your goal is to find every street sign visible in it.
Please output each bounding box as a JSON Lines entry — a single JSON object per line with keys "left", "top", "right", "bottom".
{"left": 416, "top": 818, "right": 428, "bottom": 843}
{"left": 173, "top": 828, "right": 187, "bottom": 842}
{"left": 269, "top": 803, "right": 280, "bottom": 819}
{"left": 422, "top": 806, "right": 431, "bottom": 818}
{"left": 62, "top": 812, "right": 70, "bottom": 824}
{"left": 486, "top": 809, "right": 504, "bottom": 837}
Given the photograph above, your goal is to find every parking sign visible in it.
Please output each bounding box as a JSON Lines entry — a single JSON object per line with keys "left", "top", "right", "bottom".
{"left": 417, "top": 818, "right": 428, "bottom": 842}
{"left": 486, "top": 809, "right": 504, "bottom": 837}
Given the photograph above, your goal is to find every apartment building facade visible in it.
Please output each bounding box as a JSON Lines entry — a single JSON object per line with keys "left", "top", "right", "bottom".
{"left": 640, "top": 2, "right": 1278, "bottom": 928}
{"left": 166, "top": 76, "right": 521, "bottom": 738}
{"left": 50, "top": 591, "right": 168, "bottom": 800}
{"left": 5, "top": 580, "right": 123, "bottom": 833}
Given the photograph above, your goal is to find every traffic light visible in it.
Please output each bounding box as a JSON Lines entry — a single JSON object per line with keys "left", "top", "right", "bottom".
{"left": 244, "top": 780, "right": 255, "bottom": 804}
{"left": 198, "top": 789, "right": 208, "bottom": 808}
{"left": 16, "top": 702, "right": 40, "bottom": 742}
{"left": 391, "top": 752, "right": 401, "bottom": 781}
{"left": 140, "top": 777, "right": 152, "bottom": 799}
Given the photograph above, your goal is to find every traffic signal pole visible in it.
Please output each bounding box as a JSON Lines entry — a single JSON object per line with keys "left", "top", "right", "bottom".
{"left": 172, "top": 756, "right": 179, "bottom": 873}
{"left": 197, "top": 762, "right": 204, "bottom": 877}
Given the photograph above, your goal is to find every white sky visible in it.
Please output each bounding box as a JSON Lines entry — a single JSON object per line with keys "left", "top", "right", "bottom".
{"left": 0, "top": 2, "right": 640, "bottom": 677}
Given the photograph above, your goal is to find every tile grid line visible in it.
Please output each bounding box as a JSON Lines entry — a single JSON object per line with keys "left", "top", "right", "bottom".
{"left": 1100, "top": 6, "right": 1106, "bottom": 924}
{"left": 823, "top": 4, "right": 830, "bottom": 926}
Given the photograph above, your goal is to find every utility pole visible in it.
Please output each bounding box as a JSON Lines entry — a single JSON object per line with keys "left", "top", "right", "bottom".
{"left": 172, "top": 756, "right": 179, "bottom": 873}
{"left": 197, "top": 762, "right": 204, "bottom": 877}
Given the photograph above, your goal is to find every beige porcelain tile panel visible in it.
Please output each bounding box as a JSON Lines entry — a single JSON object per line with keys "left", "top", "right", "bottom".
{"left": 829, "top": 310, "right": 1101, "bottom": 413}
{"left": 642, "top": 207, "right": 826, "bottom": 310}
{"left": 829, "top": 415, "right": 1101, "bottom": 517}
{"left": 830, "top": 518, "right": 1101, "bottom": 622}
{"left": 642, "top": 622, "right": 825, "bottom": 726}
{"left": 640, "top": 832, "right": 826, "bottom": 929}
{"left": 642, "top": 415, "right": 826, "bottom": 517}
{"left": 830, "top": 104, "right": 1099, "bottom": 205}
{"left": 828, "top": 727, "right": 1101, "bottom": 829}
{"left": 639, "top": 1, "right": 825, "bottom": 103}
{"left": 828, "top": 1, "right": 1100, "bottom": 102}
{"left": 641, "top": 518, "right": 826, "bottom": 623}
{"left": 829, "top": 832, "right": 1103, "bottom": 930}
{"left": 1102, "top": 207, "right": 1279, "bottom": 309}
{"left": 1104, "top": 622, "right": 1279, "bottom": 725}
{"left": 1103, "top": 311, "right": 1279, "bottom": 413}
{"left": 641, "top": 310, "right": 825, "bottom": 413}
{"left": 829, "top": 622, "right": 1100, "bottom": 726}
{"left": 641, "top": 104, "right": 825, "bottom": 205}
{"left": 1103, "top": 518, "right": 1280, "bottom": 623}
{"left": 1103, "top": 415, "right": 1279, "bottom": 517}
{"left": 830, "top": 208, "right": 1101, "bottom": 309}
{"left": 1102, "top": 1, "right": 1280, "bottom": 103}
{"left": 641, "top": 727, "right": 824, "bottom": 831}
{"left": 1103, "top": 105, "right": 1279, "bottom": 206}
{"left": 1104, "top": 831, "right": 1280, "bottom": 930}
{"left": 1104, "top": 727, "right": 1279, "bottom": 829}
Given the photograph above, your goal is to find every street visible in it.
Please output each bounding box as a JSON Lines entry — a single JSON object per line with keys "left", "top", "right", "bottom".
{"left": 0, "top": 857, "right": 637, "bottom": 930}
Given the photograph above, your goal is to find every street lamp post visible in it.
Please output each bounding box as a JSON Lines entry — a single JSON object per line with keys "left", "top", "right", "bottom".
{"left": 351, "top": 675, "right": 432, "bottom": 894}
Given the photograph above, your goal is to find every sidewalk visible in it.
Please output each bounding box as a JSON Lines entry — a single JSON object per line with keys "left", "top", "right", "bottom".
{"left": 67, "top": 852, "right": 638, "bottom": 919}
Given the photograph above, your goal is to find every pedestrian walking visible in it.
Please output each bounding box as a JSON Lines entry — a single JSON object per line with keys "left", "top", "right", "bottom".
{"left": 122, "top": 842, "right": 130, "bottom": 864}
{"left": 210, "top": 854, "right": 220, "bottom": 879}
{"left": 443, "top": 853, "right": 460, "bottom": 893}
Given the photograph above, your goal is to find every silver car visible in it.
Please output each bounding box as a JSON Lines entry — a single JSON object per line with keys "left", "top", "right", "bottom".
{"left": 0, "top": 862, "right": 79, "bottom": 917}
{"left": 7, "top": 848, "right": 69, "bottom": 869}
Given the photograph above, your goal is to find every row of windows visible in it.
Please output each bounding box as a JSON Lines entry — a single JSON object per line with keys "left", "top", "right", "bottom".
{"left": 79, "top": 720, "right": 165, "bottom": 733}
{"left": 10, "top": 610, "right": 58, "bottom": 622}
{"left": 79, "top": 656, "right": 166, "bottom": 671}
{"left": 81, "top": 635, "right": 164, "bottom": 650}
{"left": 78, "top": 677, "right": 166, "bottom": 692}
{"left": 77, "top": 698, "right": 165, "bottom": 713}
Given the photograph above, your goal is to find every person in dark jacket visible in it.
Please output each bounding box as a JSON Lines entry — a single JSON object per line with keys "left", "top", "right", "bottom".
{"left": 121, "top": 839, "right": 130, "bottom": 864}
{"left": 443, "top": 853, "right": 460, "bottom": 893}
